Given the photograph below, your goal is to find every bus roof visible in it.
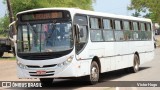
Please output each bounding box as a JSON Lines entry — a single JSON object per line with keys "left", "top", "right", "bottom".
{"left": 17, "top": 8, "right": 151, "bottom": 22}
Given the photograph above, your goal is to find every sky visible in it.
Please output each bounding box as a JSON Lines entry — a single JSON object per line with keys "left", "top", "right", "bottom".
{"left": 93, "top": 0, "right": 132, "bottom": 15}
{"left": 0, "top": 0, "right": 7, "bottom": 17}
{"left": 0, "top": 0, "right": 132, "bottom": 18}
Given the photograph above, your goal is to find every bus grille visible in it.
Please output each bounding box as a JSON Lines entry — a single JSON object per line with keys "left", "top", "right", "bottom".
{"left": 26, "top": 64, "right": 57, "bottom": 68}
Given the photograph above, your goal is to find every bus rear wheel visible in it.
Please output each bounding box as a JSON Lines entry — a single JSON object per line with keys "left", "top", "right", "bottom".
{"left": 88, "top": 61, "right": 99, "bottom": 85}
{"left": 132, "top": 54, "right": 140, "bottom": 73}
{"left": 40, "top": 78, "right": 54, "bottom": 86}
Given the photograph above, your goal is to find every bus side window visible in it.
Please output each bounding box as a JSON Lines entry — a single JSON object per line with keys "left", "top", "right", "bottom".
{"left": 74, "top": 16, "right": 88, "bottom": 43}
{"left": 114, "top": 20, "right": 124, "bottom": 41}
{"left": 133, "top": 22, "right": 139, "bottom": 40}
{"left": 123, "top": 21, "right": 133, "bottom": 41}
{"left": 90, "top": 17, "right": 101, "bottom": 29}
{"left": 90, "top": 17, "right": 103, "bottom": 42}
{"left": 146, "top": 23, "right": 152, "bottom": 40}
{"left": 74, "top": 15, "right": 88, "bottom": 53}
{"left": 140, "top": 22, "right": 147, "bottom": 40}
{"left": 102, "top": 18, "right": 114, "bottom": 41}
{"left": 79, "top": 26, "right": 88, "bottom": 43}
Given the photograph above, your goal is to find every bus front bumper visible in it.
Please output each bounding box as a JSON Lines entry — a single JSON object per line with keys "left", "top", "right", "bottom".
{"left": 17, "top": 60, "right": 91, "bottom": 79}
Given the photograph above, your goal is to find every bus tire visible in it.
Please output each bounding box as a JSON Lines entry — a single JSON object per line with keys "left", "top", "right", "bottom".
{"left": 0, "top": 52, "right": 4, "bottom": 57}
{"left": 40, "top": 78, "right": 54, "bottom": 86}
{"left": 131, "top": 54, "right": 140, "bottom": 73}
{"left": 88, "top": 61, "right": 99, "bottom": 85}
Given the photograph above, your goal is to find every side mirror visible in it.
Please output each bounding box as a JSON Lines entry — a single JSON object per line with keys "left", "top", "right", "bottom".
{"left": 74, "top": 24, "right": 80, "bottom": 43}
{"left": 80, "top": 28, "right": 84, "bottom": 37}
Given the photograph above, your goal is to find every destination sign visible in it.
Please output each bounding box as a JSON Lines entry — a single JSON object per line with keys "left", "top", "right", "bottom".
{"left": 21, "top": 12, "right": 63, "bottom": 21}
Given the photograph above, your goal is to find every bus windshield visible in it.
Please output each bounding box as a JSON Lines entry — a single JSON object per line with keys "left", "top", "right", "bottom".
{"left": 17, "top": 22, "right": 73, "bottom": 53}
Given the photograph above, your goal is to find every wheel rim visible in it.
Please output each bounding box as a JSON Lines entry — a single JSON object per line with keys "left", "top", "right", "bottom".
{"left": 91, "top": 66, "right": 99, "bottom": 81}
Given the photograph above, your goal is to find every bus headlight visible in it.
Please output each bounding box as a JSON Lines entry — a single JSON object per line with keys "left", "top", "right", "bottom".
{"left": 57, "top": 56, "right": 73, "bottom": 67}
{"left": 17, "top": 61, "right": 27, "bottom": 69}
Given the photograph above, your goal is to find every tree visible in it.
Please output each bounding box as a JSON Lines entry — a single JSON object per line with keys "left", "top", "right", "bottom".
{"left": 0, "top": 15, "right": 9, "bottom": 36}
{"left": 128, "top": 0, "right": 160, "bottom": 24}
{"left": 131, "top": 11, "right": 141, "bottom": 17}
{"left": 10, "top": 0, "right": 94, "bottom": 15}
{"left": 0, "top": 0, "right": 95, "bottom": 36}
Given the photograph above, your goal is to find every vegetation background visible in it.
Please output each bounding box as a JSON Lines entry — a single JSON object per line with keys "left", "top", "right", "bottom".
{"left": 0, "top": 0, "right": 160, "bottom": 36}
{"left": 0, "top": 0, "right": 95, "bottom": 36}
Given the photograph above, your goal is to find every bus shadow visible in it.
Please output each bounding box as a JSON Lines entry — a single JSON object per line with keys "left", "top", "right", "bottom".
{"left": 139, "top": 67, "right": 150, "bottom": 71}
{"left": 99, "top": 67, "right": 150, "bottom": 82}
{"left": 6, "top": 67, "right": 150, "bottom": 90}
{"left": 94, "top": 67, "right": 150, "bottom": 87}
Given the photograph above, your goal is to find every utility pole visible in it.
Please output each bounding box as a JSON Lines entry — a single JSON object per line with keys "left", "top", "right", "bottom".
{"left": 6, "top": 0, "right": 16, "bottom": 35}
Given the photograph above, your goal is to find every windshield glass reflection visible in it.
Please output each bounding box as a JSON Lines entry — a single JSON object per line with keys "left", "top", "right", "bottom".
{"left": 17, "top": 22, "right": 73, "bottom": 53}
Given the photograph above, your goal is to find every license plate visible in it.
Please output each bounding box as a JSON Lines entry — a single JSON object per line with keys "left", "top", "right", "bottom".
{"left": 36, "top": 70, "right": 46, "bottom": 75}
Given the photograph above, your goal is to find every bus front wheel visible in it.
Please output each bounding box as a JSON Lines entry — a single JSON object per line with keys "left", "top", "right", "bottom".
{"left": 40, "top": 78, "right": 54, "bottom": 86}
{"left": 88, "top": 61, "right": 99, "bottom": 84}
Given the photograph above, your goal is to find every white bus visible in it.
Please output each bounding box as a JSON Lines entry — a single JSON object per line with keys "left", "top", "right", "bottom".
{"left": 12, "top": 8, "right": 154, "bottom": 85}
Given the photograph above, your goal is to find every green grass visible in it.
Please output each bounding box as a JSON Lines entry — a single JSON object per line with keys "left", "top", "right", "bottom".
{"left": 0, "top": 57, "right": 16, "bottom": 60}
{"left": 0, "top": 35, "right": 7, "bottom": 38}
